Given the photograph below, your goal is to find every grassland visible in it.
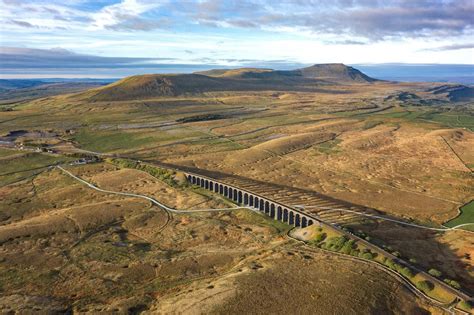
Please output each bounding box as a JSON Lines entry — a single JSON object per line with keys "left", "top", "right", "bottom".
{"left": 0, "top": 78, "right": 472, "bottom": 312}
{"left": 0, "top": 152, "right": 73, "bottom": 186}
{"left": 1, "top": 163, "right": 440, "bottom": 313}
{"left": 445, "top": 200, "right": 474, "bottom": 231}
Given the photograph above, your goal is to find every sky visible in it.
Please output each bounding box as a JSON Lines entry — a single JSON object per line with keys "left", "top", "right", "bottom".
{"left": 0, "top": 0, "right": 473, "bottom": 78}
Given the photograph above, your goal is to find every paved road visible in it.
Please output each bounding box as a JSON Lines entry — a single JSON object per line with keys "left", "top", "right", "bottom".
{"left": 57, "top": 165, "right": 247, "bottom": 214}
{"left": 57, "top": 162, "right": 473, "bottom": 304}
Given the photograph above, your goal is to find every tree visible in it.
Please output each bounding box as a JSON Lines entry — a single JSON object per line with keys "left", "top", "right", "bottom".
{"left": 443, "top": 279, "right": 461, "bottom": 290}
{"left": 428, "top": 268, "right": 442, "bottom": 277}
{"left": 416, "top": 280, "right": 434, "bottom": 292}
{"left": 361, "top": 252, "right": 374, "bottom": 260}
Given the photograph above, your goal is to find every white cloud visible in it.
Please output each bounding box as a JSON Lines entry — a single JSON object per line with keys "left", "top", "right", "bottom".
{"left": 89, "top": 0, "right": 163, "bottom": 30}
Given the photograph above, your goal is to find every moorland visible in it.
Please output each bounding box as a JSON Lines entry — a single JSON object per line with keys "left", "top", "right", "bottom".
{"left": 0, "top": 64, "right": 473, "bottom": 314}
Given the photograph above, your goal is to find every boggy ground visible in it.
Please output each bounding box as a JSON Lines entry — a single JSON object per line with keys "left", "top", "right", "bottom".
{"left": 0, "top": 162, "right": 443, "bottom": 314}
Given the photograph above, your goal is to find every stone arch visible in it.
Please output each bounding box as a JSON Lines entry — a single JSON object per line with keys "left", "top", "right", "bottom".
{"left": 270, "top": 204, "right": 275, "bottom": 218}
{"left": 283, "top": 209, "right": 288, "bottom": 222}
{"left": 264, "top": 201, "right": 270, "bottom": 214}
{"left": 244, "top": 193, "right": 248, "bottom": 205}
{"left": 196, "top": 178, "right": 201, "bottom": 186}
{"left": 249, "top": 195, "right": 254, "bottom": 207}
{"left": 259, "top": 199, "right": 265, "bottom": 211}
{"left": 289, "top": 211, "right": 295, "bottom": 225}
{"left": 192, "top": 176, "right": 196, "bottom": 184}
{"left": 277, "top": 206, "right": 282, "bottom": 220}
{"left": 224, "top": 186, "right": 229, "bottom": 197}
{"left": 238, "top": 191, "right": 243, "bottom": 203}
{"left": 233, "top": 189, "right": 238, "bottom": 202}
{"left": 209, "top": 181, "right": 213, "bottom": 191}
{"left": 295, "top": 214, "right": 301, "bottom": 227}
{"left": 254, "top": 197, "right": 259, "bottom": 209}
{"left": 214, "top": 182, "right": 219, "bottom": 193}
{"left": 219, "top": 184, "right": 224, "bottom": 194}
{"left": 301, "top": 217, "right": 307, "bottom": 228}
{"left": 205, "top": 180, "right": 209, "bottom": 189}
{"left": 308, "top": 219, "right": 314, "bottom": 226}
{"left": 200, "top": 178, "right": 205, "bottom": 187}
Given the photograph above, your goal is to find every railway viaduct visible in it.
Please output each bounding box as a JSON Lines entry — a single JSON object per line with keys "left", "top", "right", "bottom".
{"left": 184, "top": 172, "right": 317, "bottom": 228}
{"left": 183, "top": 170, "right": 473, "bottom": 303}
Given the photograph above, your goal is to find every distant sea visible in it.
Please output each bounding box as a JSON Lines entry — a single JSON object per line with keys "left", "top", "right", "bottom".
{"left": 353, "top": 64, "right": 474, "bottom": 85}
{"left": 1, "top": 63, "right": 473, "bottom": 85}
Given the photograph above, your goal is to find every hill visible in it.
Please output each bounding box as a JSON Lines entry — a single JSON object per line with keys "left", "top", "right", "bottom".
{"left": 81, "top": 64, "right": 377, "bottom": 101}
{"left": 82, "top": 74, "right": 243, "bottom": 101}
{"left": 297, "top": 63, "right": 377, "bottom": 82}
{"left": 197, "top": 64, "right": 377, "bottom": 82}
{"left": 427, "top": 84, "right": 474, "bottom": 102}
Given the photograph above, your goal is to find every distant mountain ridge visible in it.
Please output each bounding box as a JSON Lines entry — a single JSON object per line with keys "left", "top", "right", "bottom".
{"left": 82, "top": 63, "right": 378, "bottom": 101}
{"left": 197, "top": 63, "right": 376, "bottom": 83}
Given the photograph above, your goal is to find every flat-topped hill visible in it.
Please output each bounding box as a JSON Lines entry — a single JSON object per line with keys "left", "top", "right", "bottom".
{"left": 81, "top": 64, "right": 378, "bottom": 101}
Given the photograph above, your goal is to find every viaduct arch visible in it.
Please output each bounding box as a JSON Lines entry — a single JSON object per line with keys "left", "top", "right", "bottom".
{"left": 185, "top": 174, "right": 315, "bottom": 228}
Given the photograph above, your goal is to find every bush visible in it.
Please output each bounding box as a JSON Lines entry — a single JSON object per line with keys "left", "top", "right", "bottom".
{"left": 340, "top": 239, "right": 356, "bottom": 254}
{"left": 400, "top": 267, "right": 414, "bottom": 278}
{"left": 361, "top": 252, "right": 374, "bottom": 260}
{"left": 409, "top": 258, "right": 417, "bottom": 264}
{"left": 314, "top": 233, "right": 326, "bottom": 243}
{"left": 109, "top": 158, "right": 178, "bottom": 187}
{"left": 324, "top": 236, "right": 350, "bottom": 252}
{"left": 350, "top": 249, "right": 360, "bottom": 257}
{"left": 444, "top": 279, "right": 461, "bottom": 290}
{"left": 384, "top": 259, "right": 396, "bottom": 270}
{"left": 458, "top": 300, "right": 472, "bottom": 311}
{"left": 416, "top": 280, "right": 434, "bottom": 292}
{"left": 428, "top": 268, "right": 442, "bottom": 277}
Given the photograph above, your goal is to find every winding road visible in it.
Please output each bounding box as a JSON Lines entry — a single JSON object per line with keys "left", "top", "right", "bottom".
{"left": 57, "top": 165, "right": 248, "bottom": 214}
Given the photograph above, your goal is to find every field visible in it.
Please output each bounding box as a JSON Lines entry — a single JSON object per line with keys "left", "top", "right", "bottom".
{"left": 445, "top": 201, "right": 474, "bottom": 231}
{"left": 0, "top": 162, "right": 442, "bottom": 313}
{"left": 0, "top": 76, "right": 473, "bottom": 312}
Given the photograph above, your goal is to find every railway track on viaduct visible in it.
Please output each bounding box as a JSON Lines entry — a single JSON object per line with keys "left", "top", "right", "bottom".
{"left": 141, "top": 159, "right": 473, "bottom": 304}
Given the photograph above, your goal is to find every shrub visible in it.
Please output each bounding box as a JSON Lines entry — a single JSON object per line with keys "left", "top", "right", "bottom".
{"left": 428, "top": 268, "right": 442, "bottom": 277}
{"left": 350, "top": 249, "right": 360, "bottom": 257}
{"left": 443, "top": 279, "right": 461, "bottom": 290}
{"left": 109, "top": 158, "right": 178, "bottom": 187}
{"left": 409, "top": 258, "right": 417, "bottom": 264}
{"left": 400, "top": 267, "right": 414, "bottom": 278}
{"left": 340, "top": 239, "right": 356, "bottom": 254}
{"left": 416, "top": 280, "right": 434, "bottom": 292}
{"left": 325, "top": 236, "right": 350, "bottom": 252}
{"left": 384, "top": 259, "right": 396, "bottom": 270}
{"left": 314, "top": 233, "right": 326, "bottom": 243}
{"left": 458, "top": 300, "right": 473, "bottom": 311}
{"left": 361, "top": 252, "right": 374, "bottom": 260}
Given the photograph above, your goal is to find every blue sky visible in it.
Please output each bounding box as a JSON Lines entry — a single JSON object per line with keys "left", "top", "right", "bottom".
{"left": 1, "top": 0, "right": 473, "bottom": 78}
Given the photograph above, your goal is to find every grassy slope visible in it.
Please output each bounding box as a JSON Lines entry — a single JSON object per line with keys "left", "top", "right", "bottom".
{"left": 444, "top": 200, "right": 474, "bottom": 231}
{"left": 0, "top": 153, "right": 73, "bottom": 186}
